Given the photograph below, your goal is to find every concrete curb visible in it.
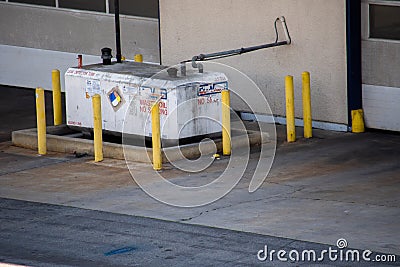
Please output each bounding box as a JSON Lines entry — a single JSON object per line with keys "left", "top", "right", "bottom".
{"left": 12, "top": 125, "right": 269, "bottom": 163}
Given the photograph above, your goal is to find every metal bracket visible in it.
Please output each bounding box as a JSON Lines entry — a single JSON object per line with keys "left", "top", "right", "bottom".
{"left": 185, "top": 16, "right": 292, "bottom": 73}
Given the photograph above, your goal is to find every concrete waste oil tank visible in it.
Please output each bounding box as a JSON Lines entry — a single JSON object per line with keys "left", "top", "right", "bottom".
{"left": 65, "top": 61, "right": 228, "bottom": 144}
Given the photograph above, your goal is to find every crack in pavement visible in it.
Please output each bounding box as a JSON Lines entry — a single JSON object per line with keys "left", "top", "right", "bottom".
{"left": 178, "top": 184, "right": 306, "bottom": 222}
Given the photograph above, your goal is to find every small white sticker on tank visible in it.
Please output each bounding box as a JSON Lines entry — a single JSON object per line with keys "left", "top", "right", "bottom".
{"left": 122, "top": 85, "right": 139, "bottom": 96}
{"left": 85, "top": 79, "right": 101, "bottom": 97}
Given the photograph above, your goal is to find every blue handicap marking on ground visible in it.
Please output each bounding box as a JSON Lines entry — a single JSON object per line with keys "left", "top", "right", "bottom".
{"left": 104, "top": 246, "right": 137, "bottom": 256}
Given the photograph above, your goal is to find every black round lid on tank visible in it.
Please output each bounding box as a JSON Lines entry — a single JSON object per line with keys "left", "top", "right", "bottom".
{"left": 101, "top": 47, "right": 113, "bottom": 65}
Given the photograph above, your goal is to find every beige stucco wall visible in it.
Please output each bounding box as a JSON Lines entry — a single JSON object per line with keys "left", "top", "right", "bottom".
{"left": 160, "top": 0, "right": 348, "bottom": 124}
{"left": 0, "top": 3, "right": 160, "bottom": 62}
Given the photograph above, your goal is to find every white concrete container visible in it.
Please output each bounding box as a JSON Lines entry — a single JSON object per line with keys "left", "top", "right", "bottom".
{"left": 65, "top": 62, "right": 228, "bottom": 141}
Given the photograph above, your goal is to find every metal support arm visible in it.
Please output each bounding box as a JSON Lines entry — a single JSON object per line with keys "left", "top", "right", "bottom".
{"left": 185, "top": 16, "right": 291, "bottom": 71}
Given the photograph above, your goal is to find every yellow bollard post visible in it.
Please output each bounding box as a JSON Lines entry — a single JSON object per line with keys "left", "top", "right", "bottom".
{"left": 134, "top": 54, "right": 143, "bottom": 63}
{"left": 221, "top": 90, "right": 231, "bottom": 156}
{"left": 151, "top": 101, "right": 162, "bottom": 170}
{"left": 35, "top": 87, "right": 47, "bottom": 155}
{"left": 351, "top": 109, "right": 365, "bottom": 133}
{"left": 302, "top": 71, "right": 312, "bottom": 138}
{"left": 92, "top": 94, "right": 103, "bottom": 162}
{"left": 52, "top": 69, "right": 62, "bottom": 126}
{"left": 285, "top": 75, "right": 296, "bottom": 142}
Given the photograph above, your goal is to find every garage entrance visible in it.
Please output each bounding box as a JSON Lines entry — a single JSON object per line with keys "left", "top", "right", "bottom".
{"left": 361, "top": 0, "right": 400, "bottom": 131}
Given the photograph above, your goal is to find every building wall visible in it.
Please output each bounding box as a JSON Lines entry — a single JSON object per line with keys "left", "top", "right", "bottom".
{"left": 0, "top": 3, "right": 159, "bottom": 60}
{"left": 0, "top": 2, "right": 160, "bottom": 89}
{"left": 159, "top": 0, "right": 348, "bottom": 125}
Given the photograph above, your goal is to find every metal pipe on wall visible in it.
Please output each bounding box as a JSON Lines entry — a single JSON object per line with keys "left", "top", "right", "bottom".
{"left": 114, "top": 0, "right": 122, "bottom": 63}
{"left": 105, "top": 0, "right": 110, "bottom": 14}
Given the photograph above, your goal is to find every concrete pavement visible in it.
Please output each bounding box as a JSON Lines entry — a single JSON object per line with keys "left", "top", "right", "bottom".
{"left": 6, "top": 198, "right": 391, "bottom": 267}
{"left": 0, "top": 129, "right": 399, "bottom": 257}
